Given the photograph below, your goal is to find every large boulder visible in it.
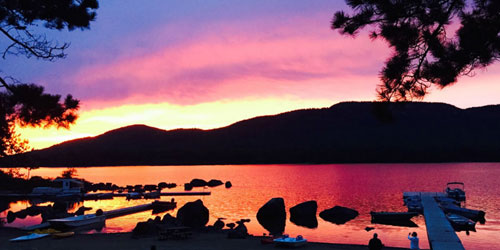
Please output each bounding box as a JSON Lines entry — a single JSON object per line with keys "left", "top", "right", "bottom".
{"left": 176, "top": 199, "right": 209, "bottom": 228}
{"left": 319, "top": 206, "right": 359, "bottom": 225}
{"left": 190, "top": 179, "right": 208, "bottom": 187}
{"left": 289, "top": 200, "right": 318, "bottom": 228}
{"left": 207, "top": 179, "right": 223, "bottom": 187}
{"left": 132, "top": 220, "right": 158, "bottom": 236}
{"left": 256, "top": 197, "right": 286, "bottom": 235}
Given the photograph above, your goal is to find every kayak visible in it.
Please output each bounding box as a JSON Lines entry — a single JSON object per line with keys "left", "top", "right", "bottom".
{"left": 52, "top": 231, "right": 75, "bottom": 239}
{"left": 10, "top": 233, "right": 49, "bottom": 242}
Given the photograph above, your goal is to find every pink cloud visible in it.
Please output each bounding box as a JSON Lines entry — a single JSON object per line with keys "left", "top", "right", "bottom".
{"left": 69, "top": 11, "right": 390, "bottom": 109}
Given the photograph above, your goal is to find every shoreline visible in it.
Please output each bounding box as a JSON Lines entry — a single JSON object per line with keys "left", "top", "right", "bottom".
{"left": 0, "top": 227, "right": 414, "bottom": 250}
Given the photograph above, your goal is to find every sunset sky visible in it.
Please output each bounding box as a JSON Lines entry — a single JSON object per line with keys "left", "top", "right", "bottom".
{"left": 3, "top": 0, "right": 500, "bottom": 149}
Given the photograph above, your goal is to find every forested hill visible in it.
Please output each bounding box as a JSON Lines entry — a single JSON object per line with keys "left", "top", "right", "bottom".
{"left": 2, "top": 101, "right": 500, "bottom": 167}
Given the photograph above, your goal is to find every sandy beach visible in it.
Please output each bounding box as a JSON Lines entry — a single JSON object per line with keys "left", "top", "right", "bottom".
{"left": 0, "top": 227, "right": 413, "bottom": 250}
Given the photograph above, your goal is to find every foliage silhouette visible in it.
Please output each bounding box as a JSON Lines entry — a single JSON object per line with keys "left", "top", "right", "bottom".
{"left": 0, "top": 0, "right": 99, "bottom": 156}
{"left": 332, "top": 0, "right": 500, "bottom": 101}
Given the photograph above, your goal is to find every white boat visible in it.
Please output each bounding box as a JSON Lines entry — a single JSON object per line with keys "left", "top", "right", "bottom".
{"left": 10, "top": 233, "right": 49, "bottom": 242}
{"left": 274, "top": 235, "right": 307, "bottom": 248}
{"left": 31, "top": 178, "right": 83, "bottom": 196}
{"left": 48, "top": 214, "right": 106, "bottom": 229}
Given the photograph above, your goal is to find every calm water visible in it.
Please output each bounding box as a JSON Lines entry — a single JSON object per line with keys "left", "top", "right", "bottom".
{"left": 2, "top": 163, "right": 500, "bottom": 249}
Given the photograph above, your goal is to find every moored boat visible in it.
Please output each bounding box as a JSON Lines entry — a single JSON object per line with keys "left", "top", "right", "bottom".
{"left": 48, "top": 214, "right": 106, "bottom": 229}
{"left": 370, "top": 211, "right": 418, "bottom": 221}
{"left": 440, "top": 203, "right": 486, "bottom": 222}
{"left": 274, "top": 235, "right": 307, "bottom": 248}
{"left": 126, "top": 192, "right": 142, "bottom": 200}
{"left": 445, "top": 182, "right": 466, "bottom": 201}
{"left": 446, "top": 213, "right": 476, "bottom": 231}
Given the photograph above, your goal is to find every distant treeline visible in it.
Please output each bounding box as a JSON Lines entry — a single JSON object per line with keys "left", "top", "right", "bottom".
{"left": 1, "top": 102, "right": 500, "bottom": 167}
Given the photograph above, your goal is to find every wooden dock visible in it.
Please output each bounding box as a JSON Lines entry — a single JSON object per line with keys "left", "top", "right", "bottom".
{"left": 407, "top": 192, "right": 465, "bottom": 250}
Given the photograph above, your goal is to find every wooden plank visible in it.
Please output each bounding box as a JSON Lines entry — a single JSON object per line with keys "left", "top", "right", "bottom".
{"left": 421, "top": 196, "right": 465, "bottom": 250}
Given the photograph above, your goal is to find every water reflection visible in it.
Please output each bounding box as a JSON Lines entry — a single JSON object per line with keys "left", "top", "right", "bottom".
{"left": 1, "top": 163, "right": 499, "bottom": 250}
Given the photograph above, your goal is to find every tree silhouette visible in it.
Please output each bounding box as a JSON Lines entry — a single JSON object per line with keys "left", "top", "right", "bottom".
{"left": 0, "top": 0, "right": 99, "bottom": 156}
{"left": 332, "top": 0, "right": 500, "bottom": 101}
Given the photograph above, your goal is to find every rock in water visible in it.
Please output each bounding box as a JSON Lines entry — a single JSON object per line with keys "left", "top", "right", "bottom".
{"left": 207, "top": 179, "right": 224, "bottom": 187}
{"left": 213, "top": 218, "right": 225, "bottom": 230}
{"left": 225, "top": 181, "right": 232, "bottom": 188}
{"left": 190, "top": 178, "right": 208, "bottom": 187}
{"left": 256, "top": 197, "right": 286, "bottom": 235}
{"left": 289, "top": 200, "right": 318, "bottom": 228}
{"left": 319, "top": 206, "right": 359, "bottom": 225}
{"left": 176, "top": 199, "right": 209, "bottom": 228}
{"left": 132, "top": 221, "right": 158, "bottom": 236}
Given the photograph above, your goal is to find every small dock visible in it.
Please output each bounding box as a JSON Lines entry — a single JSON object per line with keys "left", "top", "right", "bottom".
{"left": 405, "top": 192, "right": 465, "bottom": 250}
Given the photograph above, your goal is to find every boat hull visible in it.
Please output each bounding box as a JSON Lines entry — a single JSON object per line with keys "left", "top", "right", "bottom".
{"left": 48, "top": 214, "right": 106, "bottom": 229}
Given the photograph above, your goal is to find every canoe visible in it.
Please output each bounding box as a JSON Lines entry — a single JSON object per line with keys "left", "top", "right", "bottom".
{"left": 274, "top": 236, "right": 307, "bottom": 248}
{"left": 10, "top": 233, "right": 49, "bottom": 242}
{"left": 52, "top": 231, "right": 75, "bottom": 239}
{"left": 48, "top": 214, "right": 106, "bottom": 229}
{"left": 370, "top": 211, "right": 418, "bottom": 221}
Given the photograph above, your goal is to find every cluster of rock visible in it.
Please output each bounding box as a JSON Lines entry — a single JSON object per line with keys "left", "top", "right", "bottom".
{"left": 133, "top": 199, "right": 209, "bottom": 237}
{"left": 257, "top": 197, "right": 359, "bottom": 235}
{"left": 184, "top": 179, "right": 232, "bottom": 191}
{"left": 132, "top": 199, "right": 250, "bottom": 239}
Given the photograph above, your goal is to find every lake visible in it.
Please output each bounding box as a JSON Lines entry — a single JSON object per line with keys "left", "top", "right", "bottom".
{"left": 2, "top": 163, "right": 499, "bottom": 249}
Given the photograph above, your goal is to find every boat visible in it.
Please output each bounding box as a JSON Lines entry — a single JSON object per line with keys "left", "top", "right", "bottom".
{"left": 440, "top": 203, "right": 486, "bottom": 222}
{"left": 52, "top": 231, "right": 75, "bottom": 239}
{"left": 445, "top": 182, "right": 466, "bottom": 201}
{"left": 31, "top": 178, "right": 84, "bottom": 197}
{"left": 406, "top": 200, "right": 423, "bottom": 213}
{"left": 446, "top": 213, "right": 476, "bottom": 231}
{"left": 143, "top": 191, "right": 161, "bottom": 199}
{"left": 435, "top": 196, "right": 461, "bottom": 206}
{"left": 370, "top": 211, "right": 418, "bottom": 221}
{"left": 152, "top": 200, "right": 177, "bottom": 214}
{"left": 10, "top": 233, "right": 49, "bottom": 242}
{"left": 48, "top": 214, "right": 106, "bottom": 229}
{"left": 126, "top": 192, "right": 142, "bottom": 200}
{"left": 274, "top": 235, "right": 307, "bottom": 248}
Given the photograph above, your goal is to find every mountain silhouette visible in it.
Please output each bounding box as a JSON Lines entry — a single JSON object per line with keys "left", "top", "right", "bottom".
{"left": 1, "top": 101, "right": 500, "bottom": 167}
